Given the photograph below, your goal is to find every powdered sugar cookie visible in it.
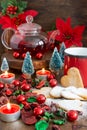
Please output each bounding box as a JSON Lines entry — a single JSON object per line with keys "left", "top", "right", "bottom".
{"left": 50, "top": 86, "right": 64, "bottom": 98}
{"left": 32, "top": 87, "right": 52, "bottom": 98}
{"left": 61, "top": 90, "right": 84, "bottom": 100}
{"left": 45, "top": 98, "right": 82, "bottom": 111}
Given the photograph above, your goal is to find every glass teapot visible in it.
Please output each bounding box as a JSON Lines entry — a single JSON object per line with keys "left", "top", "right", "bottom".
{"left": 1, "top": 15, "right": 49, "bottom": 58}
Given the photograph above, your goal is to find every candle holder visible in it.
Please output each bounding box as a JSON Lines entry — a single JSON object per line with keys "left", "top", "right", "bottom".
{"left": 0, "top": 73, "right": 15, "bottom": 83}
{"left": 36, "top": 68, "right": 51, "bottom": 80}
{"left": 0, "top": 103, "right": 20, "bottom": 122}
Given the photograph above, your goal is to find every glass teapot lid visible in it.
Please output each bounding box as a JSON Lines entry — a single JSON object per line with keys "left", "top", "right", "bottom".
{"left": 17, "top": 15, "right": 42, "bottom": 34}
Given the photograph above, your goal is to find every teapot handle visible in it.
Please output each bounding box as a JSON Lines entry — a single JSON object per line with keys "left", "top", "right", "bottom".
{"left": 49, "top": 30, "right": 60, "bottom": 44}
{"left": 1, "top": 28, "right": 15, "bottom": 50}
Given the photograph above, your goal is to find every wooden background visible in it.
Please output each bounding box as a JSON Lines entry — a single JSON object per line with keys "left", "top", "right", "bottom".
{"left": 0, "top": 0, "right": 87, "bottom": 58}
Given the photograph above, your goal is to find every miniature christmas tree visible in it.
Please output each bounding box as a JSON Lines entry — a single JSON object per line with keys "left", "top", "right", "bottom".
{"left": 59, "top": 42, "right": 66, "bottom": 63}
{"left": 22, "top": 52, "right": 34, "bottom": 79}
{"left": 49, "top": 47, "right": 63, "bottom": 74}
{"left": 1, "top": 57, "right": 9, "bottom": 72}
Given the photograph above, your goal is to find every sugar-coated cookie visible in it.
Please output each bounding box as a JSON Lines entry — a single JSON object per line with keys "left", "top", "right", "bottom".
{"left": 74, "top": 88, "right": 87, "bottom": 99}
{"left": 61, "top": 67, "right": 84, "bottom": 88}
{"left": 61, "top": 90, "right": 84, "bottom": 100}
{"left": 50, "top": 86, "right": 64, "bottom": 98}
{"left": 45, "top": 98, "right": 82, "bottom": 111}
{"left": 32, "top": 87, "right": 52, "bottom": 98}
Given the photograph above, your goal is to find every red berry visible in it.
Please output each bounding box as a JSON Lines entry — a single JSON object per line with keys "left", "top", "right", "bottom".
{"left": 36, "top": 53, "right": 43, "bottom": 59}
{"left": 22, "top": 101, "right": 31, "bottom": 110}
{"left": 34, "top": 107, "right": 44, "bottom": 116}
{"left": 0, "top": 82, "right": 4, "bottom": 89}
{"left": 47, "top": 73, "right": 55, "bottom": 81}
{"left": 12, "top": 80, "right": 20, "bottom": 86}
{"left": 14, "top": 6, "right": 18, "bottom": 11}
{"left": 5, "top": 89, "right": 12, "bottom": 96}
{"left": 17, "top": 95, "right": 26, "bottom": 103}
{"left": 49, "top": 79, "right": 58, "bottom": 87}
{"left": 67, "top": 110, "right": 78, "bottom": 122}
{"left": 37, "top": 94, "right": 46, "bottom": 104}
{"left": 21, "top": 83, "right": 31, "bottom": 92}
{"left": 13, "top": 52, "right": 20, "bottom": 58}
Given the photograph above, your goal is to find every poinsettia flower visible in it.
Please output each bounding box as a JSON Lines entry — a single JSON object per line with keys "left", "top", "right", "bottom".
{"left": 0, "top": 10, "right": 38, "bottom": 29}
{"left": 48, "top": 17, "right": 85, "bottom": 48}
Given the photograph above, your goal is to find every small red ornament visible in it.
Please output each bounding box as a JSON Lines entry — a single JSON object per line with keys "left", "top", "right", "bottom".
{"left": 0, "top": 82, "right": 4, "bottom": 89}
{"left": 13, "top": 52, "right": 20, "bottom": 58}
{"left": 49, "top": 79, "right": 58, "bottom": 87}
{"left": 47, "top": 73, "right": 55, "bottom": 81}
{"left": 12, "top": 80, "right": 20, "bottom": 86}
{"left": 21, "top": 83, "right": 31, "bottom": 92}
{"left": 21, "top": 53, "right": 26, "bottom": 59}
{"left": 17, "top": 95, "right": 26, "bottom": 103}
{"left": 5, "top": 89, "right": 12, "bottom": 96}
{"left": 36, "top": 53, "right": 43, "bottom": 59}
{"left": 67, "top": 110, "right": 78, "bottom": 122}
{"left": 36, "top": 94, "right": 46, "bottom": 104}
{"left": 34, "top": 107, "right": 44, "bottom": 116}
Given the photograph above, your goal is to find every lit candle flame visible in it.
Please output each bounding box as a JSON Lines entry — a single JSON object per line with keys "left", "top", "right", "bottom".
{"left": 42, "top": 68, "right": 45, "bottom": 73}
{"left": 4, "top": 71, "right": 8, "bottom": 76}
{"left": 7, "top": 102, "right": 11, "bottom": 110}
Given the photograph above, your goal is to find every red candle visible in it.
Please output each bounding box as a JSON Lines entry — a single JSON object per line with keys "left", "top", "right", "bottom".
{"left": 0, "top": 71, "right": 15, "bottom": 83}
{"left": 0, "top": 73, "right": 13, "bottom": 78}
{"left": 36, "top": 68, "right": 51, "bottom": 80}
{"left": 0, "top": 103, "right": 20, "bottom": 122}
{"left": 0, "top": 103, "right": 19, "bottom": 114}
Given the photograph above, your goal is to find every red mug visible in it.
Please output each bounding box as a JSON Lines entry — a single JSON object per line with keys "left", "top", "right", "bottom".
{"left": 64, "top": 47, "right": 87, "bottom": 87}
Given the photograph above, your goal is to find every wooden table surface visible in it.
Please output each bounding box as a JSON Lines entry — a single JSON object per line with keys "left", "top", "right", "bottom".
{"left": 0, "top": 117, "right": 87, "bottom": 130}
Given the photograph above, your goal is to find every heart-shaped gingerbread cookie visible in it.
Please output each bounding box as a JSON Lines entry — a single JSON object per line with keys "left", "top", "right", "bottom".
{"left": 61, "top": 67, "right": 84, "bottom": 88}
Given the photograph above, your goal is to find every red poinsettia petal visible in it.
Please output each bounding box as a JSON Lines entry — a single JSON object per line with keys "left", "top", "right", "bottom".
{"left": 73, "top": 25, "right": 85, "bottom": 41}
{"left": 66, "top": 17, "right": 71, "bottom": 26}
{"left": 24, "top": 10, "right": 38, "bottom": 17}
{"left": 0, "top": 16, "right": 16, "bottom": 29}
{"left": 73, "top": 25, "right": 85, "bottom": 34}
{"left": 56, "top": 18, "right": 66, "bottom": 31}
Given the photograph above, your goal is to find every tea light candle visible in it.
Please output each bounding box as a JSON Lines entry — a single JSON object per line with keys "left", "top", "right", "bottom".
{"left": 0, "top": 71, "right": 15, "bottom": 83}
{"left": 36, "top": 68, "right": 51, "bottom": 80}
{"left": 0, "top": 102, "right": 20, "bottom": 122}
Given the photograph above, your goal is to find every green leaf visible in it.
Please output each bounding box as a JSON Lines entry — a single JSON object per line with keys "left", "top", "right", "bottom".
{"left": 55, "top": 109, "right": 66, "bottom": 118}
{"left": 42, "top": 116, "right": 49, "bottom": 121}
{"left": 53, "top": 119, "right": 66, "bottom": 125}
{"left": 44, "top": 112, "right": 55, "bottom": 119}
{"left": 19, "top": 103, "right": 24, "bottom": 110}
{"left": 1, "top": 9, "right": 6, "bottom": 15}
{"left": 18, "top": 1, "right": 27, "bottom": 9}
{"left": 13, "top": 90, "right": 24, "bottom": 96}
{"left": 35, "top": 120, "right": 49, "bottom": 130}
{"left": 27, "top": 96, "right": 37, "bottom": 103}
{"left": 8, "top": 0, "right": 17, "bottom": 6}
{"left": 1, "top": 1, "right": 8, "bottom": 9}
